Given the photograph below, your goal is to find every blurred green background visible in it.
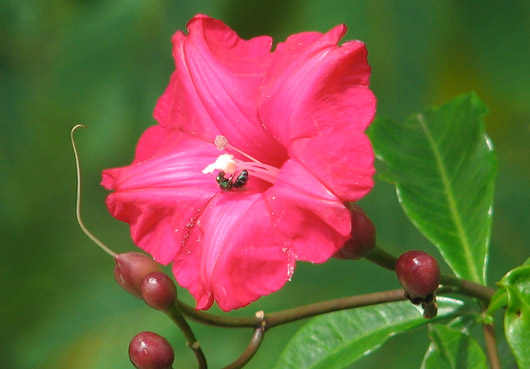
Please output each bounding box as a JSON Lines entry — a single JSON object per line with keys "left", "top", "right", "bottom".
{"left": 1, "top": 1, "right": 528, "bottom": 368}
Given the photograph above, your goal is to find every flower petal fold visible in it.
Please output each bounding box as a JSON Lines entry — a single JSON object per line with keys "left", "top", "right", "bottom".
{"left": 259, "top": 25, "right": 373, "bottom": 147}
{"left": 289, "top": 131, "right": 375, "bottom": 201}
{"left": 172, "top": 192, "right": 292, "bottom": 311}
{"left": 265, "top": 159, "right": 351, "bottom": 263}
{"left": 258, "top": 24, "right": 376, "bottom": 201}
{"left": 154, "top": 14, "right": 286, "bottom": 167}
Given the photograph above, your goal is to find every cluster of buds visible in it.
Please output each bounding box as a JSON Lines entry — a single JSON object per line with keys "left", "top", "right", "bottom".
{"left": 114, "top": 252, "right": 177, "bottom": 368}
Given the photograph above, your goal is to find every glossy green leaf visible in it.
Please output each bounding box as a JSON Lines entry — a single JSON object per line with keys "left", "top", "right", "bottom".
{"left": 273, "top": 297, "right": 466, "bottom": 369}
{"left": 369, "top": 93, "right": 497, "bottom": 283}
{"left": 499, "top": 265, "right": 530, "bottom": 368}
{"left": 421, "top": 325, "right": 487, "bottom": 369}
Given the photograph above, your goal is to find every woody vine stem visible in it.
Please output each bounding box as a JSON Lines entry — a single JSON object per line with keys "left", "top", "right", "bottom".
{"left": 72, "top": 126, "right": 498, "bottom": 369}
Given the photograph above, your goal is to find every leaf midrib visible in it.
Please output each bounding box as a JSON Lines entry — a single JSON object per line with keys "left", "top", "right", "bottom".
{"left": 417, "top": 114, "right": 480, "bottom": 283}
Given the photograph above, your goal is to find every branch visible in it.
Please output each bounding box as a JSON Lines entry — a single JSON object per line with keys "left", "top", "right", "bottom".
{"left": 222, "top": 326, "right": 266, "bottom": 369}
{"left": 482, "top": 311, "right": 501, "bottom": 369}
{"left": 264, "top": 289, "right": 405, "bottom": 328}
{"left": 177, "top": 281, "right": 494, "bottom": 331}
{"left": 178, "top": 289, "right": 407, "bottom": 329}
{"left": 166, "top": 303, "right": 208, "bottom": 369}
{"left": 178, "top": 301, "right": 260, "bottom": 328}
{"left": 439, "top": 275, "right": 495, "bottom": 303}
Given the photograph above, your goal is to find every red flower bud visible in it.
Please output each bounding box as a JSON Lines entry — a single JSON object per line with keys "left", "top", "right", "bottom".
{"left": 129, "top": 331, "right": 174, "bottom": 369}
{"left": 395, "top": 250, "right": 440, "bottom": 298}
{"left": 141, "top": 272, "right": 177, "bottom": 311}
{"left": 114, "top": 252, "right": 163, "bottom": 298}
{"left": 333, "top": 204, "right": 376, "bottom": 259}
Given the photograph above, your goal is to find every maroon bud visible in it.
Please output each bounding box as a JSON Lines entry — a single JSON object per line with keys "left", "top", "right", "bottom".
{"left": 333, "top": 204, "right": 376, "bottom": 259}
{"left": 396, "top": 250, "right": 440, "bottom": 298}
{"left": 114, "top": 252, "right": 163, "bottom": 298}
{"left": 129, "top": 331, "right": 174, "bottom": 369}
{"left": 141, "top": 272, "right": 177, "bottom": 311}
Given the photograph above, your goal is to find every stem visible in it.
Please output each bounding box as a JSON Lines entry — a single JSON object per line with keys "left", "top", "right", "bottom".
{"left": 265, "top": 289, "right": 405, "bottom": 328}
{"left": 71, "top": 125, "right": 116, "bottom": 258}
{"left": 482, "top": 311, "right": 501, "bottom": 369}
{"left": 421, "top": 294, "right": 438, "bottom": 319}
{"left": 166, "top": 304, "right": 208, "bottom": 369}
{"left": 365, "top": 245, "right": 495, "bottom": 303}
{"left": 222, "top": 326, "right": 266, "bottom": 369}
{"left": 364, "top": 245, "right": 397, "bottom": 270}
{"left": 178, "top": 301, "right": 260, "bottom": 327}
{"left": 440, "top": 275, "right": 495, "bottom": 303}
{"left": 178, "top": 289, "right": 407, "bottom": 329}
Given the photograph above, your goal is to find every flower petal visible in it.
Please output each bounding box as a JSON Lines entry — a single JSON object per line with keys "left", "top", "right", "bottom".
{"left": 259, "top": 24, "right": 374, "bottom": 146}
{"left": 257, "top": 24, "right": 376, "bottom": 201}
{"left": 289, "top": 132, "right": 375, "bottom": 201}
{"left": 265, "top": 159, "right": 351, "bottom": 263}
{"left": 172, "top": 192, "right": 292, "bottom": 311}
{"left": 153, "top": 14, "right": 286, "bottom": 167}
{"left": 102, "top": 129, "right": 221, "bottom": 264}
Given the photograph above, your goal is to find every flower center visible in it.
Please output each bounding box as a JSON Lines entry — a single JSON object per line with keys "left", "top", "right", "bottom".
{"left": 202, "top": 135, "right": 280, "bottom": 186}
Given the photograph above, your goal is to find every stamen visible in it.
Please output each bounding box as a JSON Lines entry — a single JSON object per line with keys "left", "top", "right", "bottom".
{"left": 225, "top": 143, "right": 262, "bottom": 164}
{"left": 214, "top": 135, "right": 263, "bottom": 164}
{"left": 202, "top": 153, "right": 237, "bottom": 175}
{"left": 214, "top": 135, "right": 228, "bottom": 150}
{"left": 206, "top": 135, "right": 280, "bottom": 185}
{"left": 234, "top": 160, "right": 280, "bottom": 183}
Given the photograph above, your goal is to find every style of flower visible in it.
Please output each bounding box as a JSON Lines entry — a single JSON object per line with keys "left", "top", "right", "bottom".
{"left": 102, "top": 14, "right": 376, "bottom": 311}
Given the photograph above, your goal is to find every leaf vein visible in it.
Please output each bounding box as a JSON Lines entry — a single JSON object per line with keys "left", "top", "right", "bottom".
{"left": 416, "top": 114, "right": 480, "bottom": 282}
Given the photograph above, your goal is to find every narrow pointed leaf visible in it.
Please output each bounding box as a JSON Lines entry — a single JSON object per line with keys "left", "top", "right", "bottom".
{"left": 499, "top": 265, "right": 530, "bottom": 368}
{"left": 421, "top": 325, "right": 487, "bottom": 369}
{"left": 369, "top": 93, "right": 497, "bottom": 283}
{"left": 420, "top": 315, "right": 476, "bottom": 366}
{"left": 273, "top": 297, "right": 467, "bottom": 369}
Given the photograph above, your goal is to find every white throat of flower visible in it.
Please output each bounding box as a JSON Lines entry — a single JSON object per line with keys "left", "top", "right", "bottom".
{"left": 202, "top": 135, "right": 280, "bottom": 185}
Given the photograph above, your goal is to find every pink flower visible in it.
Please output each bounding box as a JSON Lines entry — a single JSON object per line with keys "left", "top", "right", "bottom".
{"left": 102, "top": 14, "right": 375, "bottom": 311}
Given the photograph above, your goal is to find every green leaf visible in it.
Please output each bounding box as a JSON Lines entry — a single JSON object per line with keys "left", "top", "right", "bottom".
{"left": 485, "top": 255, "right": 530, "bottom": 319}
{"left": 369, "top": 93, "right": 497, "bottom": 283}
{"left": 421, "top": 325, "right": 487, "bottom": 369}
{"left": 498, "top": 265, "right": 530, "bottom": 368}
{"left": 273, "top": 297, "right": 467, "bottom": 369}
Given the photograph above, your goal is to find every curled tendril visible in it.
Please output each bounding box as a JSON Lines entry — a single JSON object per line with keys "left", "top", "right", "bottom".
{"left": 71, "top": 124, "right": 116, "bottom": 257}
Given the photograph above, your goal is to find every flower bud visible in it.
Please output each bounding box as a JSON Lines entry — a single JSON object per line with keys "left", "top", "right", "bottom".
{"left": 333, "top": 204, "right": 376, "bottom": 259}
{"left": 395, "top": 250, "right": 440, "bottom": 299}
{"left": 141, "top": 272, "right": 177, "bottom": 311}
{"left": 114, "top": 252, "right": 163, "bottom": 298}
{"left": 129, "top": 331, "right": 174, "bottom": 369}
